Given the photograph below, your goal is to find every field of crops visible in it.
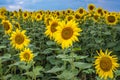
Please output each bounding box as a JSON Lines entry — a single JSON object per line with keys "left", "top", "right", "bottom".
{"left": 0, "top": 4, "right": 120, "bottom": 80}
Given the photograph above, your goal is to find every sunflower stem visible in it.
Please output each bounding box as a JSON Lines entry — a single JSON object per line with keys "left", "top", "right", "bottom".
{"left": 70, "top": 47, "right": 75, "bottom": 80}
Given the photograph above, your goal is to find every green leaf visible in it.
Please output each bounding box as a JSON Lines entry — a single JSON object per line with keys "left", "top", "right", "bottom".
{"left": 74, "top": 62, "right": 92, "bottom": 69}
{"left": 23, "top": 72, "right": 34, "bottom": 78}
{"left": 33, "top": 66, "right": 43, "bottom": 76}
{"left": 46, "top": 41, "right": 55, "bottom": 46}
{"left": 0, "top": 54, "right": 11, "bottom": 61}
{"left": 103, "top": 31, "right": 111, "bottom": 35}
{"left": 107, "top": 42, "right": 117, "bottom": 48}
{"left": 72, "top": 47, "right": 81, "bottom": 52}
{"left": 56, "top": 54, "right": 67, "bottom": 59}
{"left": 113, "top": 26, "right": 120, "bottom": 31}
{"left": 57, "top": 69, "right": 78, "bottom": 80}
{"left": 47, "top": 66, "right": 64, "bottom": 73}
{"left": 0, "top": 46, "right": 6, "bottom": 49}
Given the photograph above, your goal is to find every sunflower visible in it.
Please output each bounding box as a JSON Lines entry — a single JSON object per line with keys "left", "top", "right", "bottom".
{"left": 44, "top": 15, "right": 52, "bottom": 26}
{"left": 54, "top": 20, "right": 82, "bottom": 49}
{"left": 88, "top": 4, "right": 96, "bottom": 12}
{"left": 94, "top": 49, "right": 119, "bottom": 80}
{"left": 66, "top": 9, "right": 73, "bottom": 15}
{"left": 76, "top": 7, "right": 86, "bottom": 16}
{"left": 92, "top": 13, "right": 100, "bottom": 22}
{"left": 105, "top": 13, "right": 118, "bottom": 25}
{"left": 1, "top": 20, "right": 12, "bottom": 34}
{"left": 45, "top": 17, "right": 60, "bottom": 39}
{"left": 74, "top": 12, "right": 81, "bottom": 21}
{"left": 13, "top": 21, "right": 21, "bottom": 29}
{"left": 65, "top": 15, "right": 75, "bottom": 21}
{"left": 22, "top": 11, "right": 29, "bottom": 20}
{"left": 10, "top": 29, "right": 30, "bottom": 50}
{"left": 35, "top": 13, "right": 43, "bottom": 21}
{"left": 96, "top": 8, "right": 104, "bottom": 16}
{"left": 20, "top": 48, "right": 34, "bottom": 62}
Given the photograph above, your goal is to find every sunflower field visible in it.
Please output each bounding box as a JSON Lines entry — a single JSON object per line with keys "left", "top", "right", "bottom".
{"left": 0, "top": 4, "right": 120, "bottom": 80}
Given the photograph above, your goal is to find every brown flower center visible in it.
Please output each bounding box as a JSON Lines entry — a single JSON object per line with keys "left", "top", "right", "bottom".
{"left": 107, "top": 15, "right": 115, "bottom": 23}
{"left": 24, "top": 13, "right": 27, "bottom": 17}
{"left": 100, "top": 57, "right": 112, "bottom": 72}
{"left": 37, "top": 15, "right": 40, "bottom": 18}
{"left": 79, "top": 9, "right": 83, "bottom": 14}
{"left": 50, "top": 22, "right": 58, "bottom": 33}
{"left": 68, "top": 16, "right": 73, "bottom": 21}
{"left": 94, "top": 15, "right": 99, "bottom": 20}
{"left": 3, "top": 22, "right": 10, "bottom": 31}
{"left": 89, "top": 6, "right": 94, "bottom": 10}
{"left": 61, "top": 27, "right": 73, "bottom": 40}
{"left": 75, "top": 14, "right": 80, "bottom": 19}
{"left": 24, "top": 52, "right": 30, "bottom": 60}
{"left": 15, "top": 34, "right": 25, "bottom": 44}
{"left": 98, "top": 9, "right": 102, "bottom": 14}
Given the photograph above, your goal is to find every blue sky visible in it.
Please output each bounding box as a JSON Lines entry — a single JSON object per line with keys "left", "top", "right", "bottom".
{"left": 0, "top": 0, "right": 120, "bottom": 11}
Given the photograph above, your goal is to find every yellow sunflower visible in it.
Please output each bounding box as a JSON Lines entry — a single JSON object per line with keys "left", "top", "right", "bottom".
{"left": 105, "top": 13, "right": 118, "bottom": 25}
{"left": 65, "top": 15, "right": 75, "bottom": 21}
{"left": 76, "top": 7, "right": 86, "bottom": 16}
{"left": 1, "top": 20, "right": 12, "bottom": 34}
{"left": 22, "top": 11, "right": 29, "bottom": 20}
{"left": 20, "top": 48, "right": 34, "bottom": 62}
{"left": 94, "top": 49, "right": 119, "bottom": 80}
{"left": 45, "top": 17, "right": 60, "bottom": 39}
{"left": 92, "top": 13, "right": 100, "bottom": 22}
{"left": 88, "top": 4, "right": 96, "bottom": 12}
{"left": 74, "top": 12, "right": 81, "bottom": 21}
{"left": 35, "top": 13, "right": 43, "bottom": 21}
{"left": 54, "top": 20, "right": 82, "bottom": 49}
{"left": 10, "top": 29, "right": 30, "bottom": 50}
{"left": 14, "top": 21, "right": 21, "bottom": 29}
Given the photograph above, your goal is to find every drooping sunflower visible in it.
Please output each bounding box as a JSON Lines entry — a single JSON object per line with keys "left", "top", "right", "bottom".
{"left": 19, "top": 48, "right": 34, "bottom": 62}
{"left": 45, "top": 17, "right": 60, "bottom": 39}
{"left": 54, "top": 20, "right": 82, "bottom": 49}
{"left": 105, "top": 13, "right": 118, "bottom": 25}
{"left": 94, "top": 49, "right": 119, "bottom": 80}
{"left": 10, "top": 29, "right": 30, "bottom": 50}
{"left": 1, "top": 20, "right": 12, "bottom": 34}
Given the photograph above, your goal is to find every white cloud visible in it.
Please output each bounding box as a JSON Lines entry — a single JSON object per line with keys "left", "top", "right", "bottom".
{"left": 8, "top": 5, "right": 22, "bottom": 11}
{"left": 18, "top": 1, "right": 24, "bottom": 5}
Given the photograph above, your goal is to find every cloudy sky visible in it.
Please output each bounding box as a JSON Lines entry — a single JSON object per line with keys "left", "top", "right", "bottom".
{"left": 0, "top": 0, "right": 120, "bottom": 11}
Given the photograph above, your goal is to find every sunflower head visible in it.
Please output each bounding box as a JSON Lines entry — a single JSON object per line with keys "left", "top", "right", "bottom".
{"left": 94, "top": 49, "right": 119, "bottom": 80}
{"left": 74, "top": 12, "right": 81, "bottom": 21}
{"left": 1, "top": 20, "right": 12, "bottom": 34}
{"left": 105, "top": 13, "right": 118, "bottom": 25}
{"left": 92, "top": 13, "right": 100, "bottom": 22}
{"left": 45, "top": 17, "right": 60, "bottom": 39}
{"left": 77, "top": 7, "right": 86, "bottom": 16}
{"left": 20, "top": 48, "right": 34, "bottom": 62}
{"left": 22, "top": 11, "right": 29, "bottom": 20}
{"left": 13, "top": 21, "right": 21, "bottom": 29}
{"left": 10, "top": 29, "right": 30, "bottom": 50}
{"left": 88, "top": 4, "right": 96, "bottom": 12}
{"left": 35, "top": 13, "right": 43, "bottom": 21}
{"left": 65, "top": 15, "right": 75, "bottom": 21}
{"left": 54, "top": 20, "right": 82, "bottom": 49}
